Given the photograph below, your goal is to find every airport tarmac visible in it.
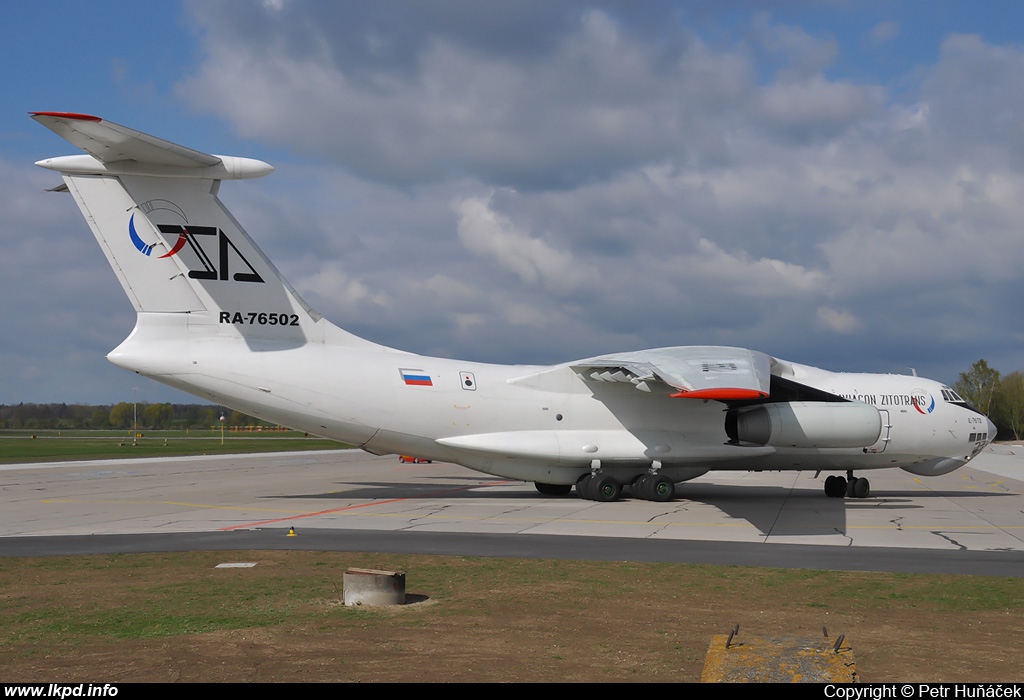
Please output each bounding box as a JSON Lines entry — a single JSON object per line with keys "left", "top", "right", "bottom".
{"left": 1, "top": 445, "right": 1022, "bottom": 574}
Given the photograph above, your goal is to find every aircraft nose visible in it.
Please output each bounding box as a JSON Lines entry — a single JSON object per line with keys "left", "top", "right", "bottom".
{"left": 987, "top": 417, "right": 998, "bottom": 443}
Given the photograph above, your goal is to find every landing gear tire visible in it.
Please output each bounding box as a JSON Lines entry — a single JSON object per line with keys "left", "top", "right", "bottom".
{"left": 824, "top": 475, "right": 847, "bottom": 498}
{"left": 576, "top": 474, "right": 594, "bottom": 500}
{"left": 535, "top": 482, "right": 572, "bottom": 497}
{"left": 646, "top": 474, "right": 675, "bottom": 502}
{"left": 590, "top": 474, "right": 621, "bottom": 502}
{"left": 849, "top": 477, "right": 870, "bottom": 498}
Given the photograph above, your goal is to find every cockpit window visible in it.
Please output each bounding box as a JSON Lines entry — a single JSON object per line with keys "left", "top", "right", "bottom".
{"left": 940, "top": 386, "right": 967, "bottom": 403}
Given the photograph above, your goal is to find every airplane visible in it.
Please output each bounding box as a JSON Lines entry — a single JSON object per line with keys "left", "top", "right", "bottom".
{"left": 31, "top": 111, "right": 998, "bottom": 502}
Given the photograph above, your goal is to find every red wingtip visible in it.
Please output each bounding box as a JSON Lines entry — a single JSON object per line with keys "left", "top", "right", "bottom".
{"left": 30, "top": 111, "right": 102, "bottom": 122}
{"left": 670, "top": 388, "right": 769, "bottom": 400}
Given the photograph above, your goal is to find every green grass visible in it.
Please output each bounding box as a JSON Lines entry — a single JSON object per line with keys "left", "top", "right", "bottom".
{"left": 0, "top": 429, "right": 346, "bottom": 464}
{"left": 2, "top": 551, "right": 1022, "bottom": 681}
{"left": 2, "top": 552, "right": 1022, "bottom": 645}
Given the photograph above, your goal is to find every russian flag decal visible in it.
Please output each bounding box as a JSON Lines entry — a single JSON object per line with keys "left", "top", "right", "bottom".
{"left": 400, "top": 368, "right": 433, "bottom": 386}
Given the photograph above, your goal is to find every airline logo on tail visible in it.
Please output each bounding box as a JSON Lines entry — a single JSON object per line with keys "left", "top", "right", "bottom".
{"left": 129, "top": 213, "right": 185, "bottom": 258}
{"left": 127, "top": 212, "right": 264, "bottom": 284}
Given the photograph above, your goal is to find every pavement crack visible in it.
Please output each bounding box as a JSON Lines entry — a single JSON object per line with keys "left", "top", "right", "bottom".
{"left": 403, "top": 503, "right": 451, "bottom": 529}
{"left": 490, "top": 504, "right": 530, "bottom": 518}
{"left": 931, "top": 531, "right": 968, "bottom": 550}
{"left": 645, "top": 507, "right": 681, "bottom": 524}
{"left": 644, "top": 520, "right": 671, "bottom": 538}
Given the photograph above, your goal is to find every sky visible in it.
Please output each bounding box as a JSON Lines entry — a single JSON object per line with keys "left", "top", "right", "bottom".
{"left": 1, "top": 0, "right": 1022, "bottom": 405}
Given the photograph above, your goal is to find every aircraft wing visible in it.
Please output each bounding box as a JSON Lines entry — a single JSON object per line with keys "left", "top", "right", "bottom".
{"left": 570, "top": 346, "right": 772, "bottom": 400}
{"left": 30, "top": 111, "right": 221, "bottom": 167}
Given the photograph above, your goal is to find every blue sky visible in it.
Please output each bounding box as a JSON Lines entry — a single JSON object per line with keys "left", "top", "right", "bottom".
{"left": 2, "top": 1, "right": 1023, "bottom": 405}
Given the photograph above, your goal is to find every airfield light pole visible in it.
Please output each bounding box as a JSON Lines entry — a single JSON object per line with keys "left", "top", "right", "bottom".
{"left": 220, "top": 414, "right": 225, "bottom": 446}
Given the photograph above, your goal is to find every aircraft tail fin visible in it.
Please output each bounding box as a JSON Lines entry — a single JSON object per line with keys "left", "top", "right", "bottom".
{"left": 32, "top": 112, "right": 368, "bottom": 348}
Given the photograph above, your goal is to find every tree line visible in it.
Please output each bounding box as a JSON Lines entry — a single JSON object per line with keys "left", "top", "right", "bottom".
{"left": 954, "top": 360, "right": 1024, "bottom": 441}
{"left": 0, "top": 403, "right": 268, "bottom": 431}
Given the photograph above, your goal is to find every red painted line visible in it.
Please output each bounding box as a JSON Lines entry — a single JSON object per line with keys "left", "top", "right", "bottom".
{"left": 670, "top": 387, "right": 768, "bottom": 400}
{"left": 219, "top": 480, "right": 514, "bottom": 531}
{"left": 30, "top": 111, "right": 102, "bottom": 122}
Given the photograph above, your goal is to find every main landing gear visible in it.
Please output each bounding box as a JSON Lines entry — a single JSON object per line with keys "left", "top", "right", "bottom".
{"left": 569, "top": 460, "right": 676, "bottom": 503}
{"left": 629, "top": 473, "right": 675, "bottom": 502}
{"left": 576, "top": 472, "right": 622, "bottom": 501}
{"left": 824, "top": 470, "right": 870, "bottom": 499}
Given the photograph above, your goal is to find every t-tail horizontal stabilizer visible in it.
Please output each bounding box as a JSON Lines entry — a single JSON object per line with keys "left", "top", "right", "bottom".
{"left": 31, "top": 112, "right": 273, "bottom": 179}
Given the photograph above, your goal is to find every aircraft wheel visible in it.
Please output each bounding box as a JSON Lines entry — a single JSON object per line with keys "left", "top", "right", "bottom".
{"left": 647, "top": 474, "right": 675, "bottom": 502}
{"left": 591, "top": 474, "right": 621, "bottom": 502}
{"left": 576, "top": 474, "right": 595, "bottom": 500}
{"left": 535, "top": 482, "right": 572, "bottom": 497}
{"left": 824, "top": 475, "right": 846, "bottom": 498}
{"left": 851, "top": 477, "right": 870, "bottom": 498}
{"left": 845, "top": 477, "right": 859, "bottom": 498}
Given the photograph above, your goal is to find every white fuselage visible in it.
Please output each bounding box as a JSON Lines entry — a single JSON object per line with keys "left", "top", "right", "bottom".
{"left": 110, "top": 313, "right": 994, "bottom": 486}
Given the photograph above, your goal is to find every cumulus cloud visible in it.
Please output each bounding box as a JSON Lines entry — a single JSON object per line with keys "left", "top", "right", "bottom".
{"left": 179, "top": 3, "right": 759, "bottom": 188}
{"left": 453, "top": 193, "right": 592, "bottom": 294}
{"left": 817, "top": 307, "right": 862, "bottom": 334}
{"left": 869, "top": 21, "right": 900, "bottom": 45}
{"left": 752, "top": 12, "right": 838, "bottom": 80}
{"left": 757, "top": 77, "right": 885, "bottom": 141}
{"left": 298, "top": 264, "right": 391, "bottom": 314}
{"left": 669, "top": 238, "right": 825, "bottom": 297}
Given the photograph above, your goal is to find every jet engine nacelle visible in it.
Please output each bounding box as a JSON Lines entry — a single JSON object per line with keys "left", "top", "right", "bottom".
{"left": 727, "top": 401, "right": 881, "bottom": 448}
